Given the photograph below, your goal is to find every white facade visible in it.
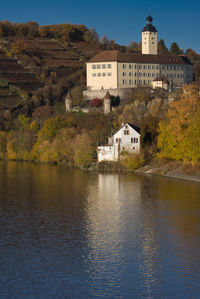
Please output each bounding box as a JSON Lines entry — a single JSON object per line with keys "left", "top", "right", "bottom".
{"left": 98, "top": 123, "right": 141, "bottom": 162}
{"left": 87, "top": 60, "right": 193, "bottom": 91}
{"left": 86, "top": 61, "right": 117, "bottom": 90}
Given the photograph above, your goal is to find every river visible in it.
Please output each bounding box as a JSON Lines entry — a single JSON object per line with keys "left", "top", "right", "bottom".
{"left": 0, "top": 161, "right": 200, "bottom": 298}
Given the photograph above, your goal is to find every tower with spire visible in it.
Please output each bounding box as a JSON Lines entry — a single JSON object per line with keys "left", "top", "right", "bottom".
{"left": 142, "top": 15, "right": 158, "bottom": 55}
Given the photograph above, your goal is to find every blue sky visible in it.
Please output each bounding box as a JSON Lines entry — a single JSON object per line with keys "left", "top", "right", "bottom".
{"left": 1, "top": 0, "right": 200, "bottom": 53}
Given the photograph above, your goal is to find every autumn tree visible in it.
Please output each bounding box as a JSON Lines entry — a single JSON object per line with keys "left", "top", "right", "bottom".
{"left": 157, "top": 84, "right": 200, "bottom": 163}
{"left": 73, "top": 131, "right": 94, "bottom": 169}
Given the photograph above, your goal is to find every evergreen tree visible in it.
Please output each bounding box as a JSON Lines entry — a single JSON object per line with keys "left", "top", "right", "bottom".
{"left": 170, "top": 42, "right": 182, "bottom": 55}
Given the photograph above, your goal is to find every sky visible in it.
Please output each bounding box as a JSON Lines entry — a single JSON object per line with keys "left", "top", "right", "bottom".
{"left": 1, "top": 0, "right": 200, "bottom": 53}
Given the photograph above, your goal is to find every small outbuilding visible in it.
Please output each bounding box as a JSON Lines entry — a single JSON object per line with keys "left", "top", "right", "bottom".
{"left": 152, "top": 76, "right": 169, "bottom": 90}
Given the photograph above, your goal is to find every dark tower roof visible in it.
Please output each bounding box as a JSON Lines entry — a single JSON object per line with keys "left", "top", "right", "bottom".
{"left": 146, "top": 15, "right": 153, "bottom": 23}
{"left": 66, "top": 90, "right": 72, "bottom": 100}
{"left": 142, "top": 15, "right": 157, "bottom": 32}
{"left": 104, "top": 91, "right": 111, "bottom": 99}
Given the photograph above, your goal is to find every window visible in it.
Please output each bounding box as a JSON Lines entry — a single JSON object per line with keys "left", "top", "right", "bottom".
{"left": 108, "top": 72, "right": 112, "bottom": 76}
{"left": 123, "top": 72, "right": 126, "bottom": 76}
{"left": 134, "top": 80, "right": 137, "bottom": 84}
{"left": 129, "top": 72, "right": 133, "bottom": 76}
{"left": 102, "top": 73, "right": 106, "bottom": 76}
{"left": 97, "top": 73, "right": 101, "bottom": 76}
{"left": 102, "top": 64, "right": 106, "bottom": 69}
{"left": 131, "top": 138, "right": 138, "bottom": 143}
{"left": 107, "top": 64, "right": 112, "bottom": 68}
{"left": 92, "top": 73, "right": 96, "bottom": 77}
{"left": 129, "top": 64, "right": 132, "bottom": 69}
{"left": 124, "top": 130, "right": 129, "bottom": 135}
{"left": 148, "top": 65, "right": 151, "bottom": 69}
{"left": 97, "top": 65, "right": 101, "bottom": 69}
{"left": 92, "top": 65, "right": 96, "bottom": 69}
{"left": 116, "top": 138, "right": 121, "bottom": 143}
{"left": 123, "top": 79, "right": 126, "bottom": 84}
{"left": 123, "top": 64, "right": 126, "bottom": 69}
{"left": 129, "top": 79, "right": 133, "bottom": 85}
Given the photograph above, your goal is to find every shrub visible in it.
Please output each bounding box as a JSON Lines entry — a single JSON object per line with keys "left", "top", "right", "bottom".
{"left": 121, "top": 152, "right": 145, "bottom": 171}
{"left": 89, "top": 98, "right": 102, "bottom": 107}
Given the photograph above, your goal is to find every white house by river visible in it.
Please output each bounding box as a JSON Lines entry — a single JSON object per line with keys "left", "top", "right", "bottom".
{"left": 98, "top": 123, "right": 141, "bottom": 162}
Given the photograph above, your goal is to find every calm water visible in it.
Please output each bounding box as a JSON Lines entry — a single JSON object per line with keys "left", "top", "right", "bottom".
{"left": 0, "top": 162, "right": 200, "bottom": 298}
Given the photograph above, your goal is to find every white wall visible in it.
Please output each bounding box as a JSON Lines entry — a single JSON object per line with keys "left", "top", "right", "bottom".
{"left": 113, "top": 124, "right": 140, "bottom": 156}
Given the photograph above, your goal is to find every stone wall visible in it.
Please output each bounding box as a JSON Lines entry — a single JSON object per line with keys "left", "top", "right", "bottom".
{"left": 83, "top": 88, "right": 133, "bottom": 101}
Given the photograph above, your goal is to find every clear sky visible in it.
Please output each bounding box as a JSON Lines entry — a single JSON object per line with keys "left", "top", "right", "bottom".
{"left": 1, "top": 0, "right": 200, "bottom": 53}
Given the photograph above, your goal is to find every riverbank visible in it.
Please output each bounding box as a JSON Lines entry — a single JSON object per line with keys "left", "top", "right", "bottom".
{"left": 89, "top": 159, "right": 200, "bottom": 183}
{"left": 135, "top": 160, "right": 200, "bottom": 183}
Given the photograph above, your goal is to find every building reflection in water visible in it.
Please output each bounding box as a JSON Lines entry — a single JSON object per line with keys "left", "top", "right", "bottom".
{"left": 1, "top": 162, "right": 200, "bottom": 297}
{"left": 84, "top": 173, "right": 162, "bottom": 295}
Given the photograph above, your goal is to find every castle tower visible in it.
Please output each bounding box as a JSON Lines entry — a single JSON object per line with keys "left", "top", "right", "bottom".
{"left": 104, "top": 91, "right": 111, "bottom": 115}
{"left": 142, "top": 15, "right": 158, "bottom": 55}
{"left": 65, "top": 90, "right": 72, "bottom": 112}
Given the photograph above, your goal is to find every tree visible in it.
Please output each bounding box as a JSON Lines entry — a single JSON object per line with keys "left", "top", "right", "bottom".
{"left": 73, "top": 131, "right": 94, "bottom": 169}
{"left": 89, "top": 28, "right": 99, "bottom": 42}
{"left": 100, "top": 35, "right": 109, "bottom": 46}
{"left": 170, "top": 42, "right": 182, "bottom": 55}
{"left": 157, "top": 84, "right": 200, "bottom": 163}
{"left": 158, "top": 39, "right": 168, "bottom": 54}
{"left": 110, "top": 95, "right": 120, "bottom": 107}
{"left": 126, "top": 41, "right": 140, "bottom": 53}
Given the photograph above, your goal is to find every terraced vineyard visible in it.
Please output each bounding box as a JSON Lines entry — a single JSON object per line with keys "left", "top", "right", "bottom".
{"left": 0, "top": 37, "right": 99, "bottom": 114}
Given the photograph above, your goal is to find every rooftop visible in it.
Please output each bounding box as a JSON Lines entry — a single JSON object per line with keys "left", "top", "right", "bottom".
{"left": 89, "top": 50, "right": 192, "bottom": 65}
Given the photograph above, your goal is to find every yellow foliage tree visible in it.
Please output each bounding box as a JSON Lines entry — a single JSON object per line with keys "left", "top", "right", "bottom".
{"left": 73, "top": 131, "right": 94, "bottom": 169}
{"left": 157, "top": 84, "right": 200, "bottom": 163}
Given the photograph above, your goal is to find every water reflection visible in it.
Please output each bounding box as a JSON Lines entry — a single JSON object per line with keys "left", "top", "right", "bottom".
{"left": 0, "top": 162, "right": 200, "bottom": 298}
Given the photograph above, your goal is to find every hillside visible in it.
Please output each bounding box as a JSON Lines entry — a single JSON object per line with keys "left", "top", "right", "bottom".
{"left": 0, "top": 20, "right": 200, "bottom": 131}
{"left": 0, "top": 22, "right": 102, "bottom": 129}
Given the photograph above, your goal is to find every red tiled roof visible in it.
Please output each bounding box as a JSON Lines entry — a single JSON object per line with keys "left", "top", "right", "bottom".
{"left": 153, "top": 76, "right": 169, "bottom": 83}
{"left": 89, "top": 50, "right": 192, "bottom": 65}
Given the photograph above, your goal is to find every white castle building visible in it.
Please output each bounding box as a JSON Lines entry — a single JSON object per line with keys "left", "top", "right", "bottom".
{"left": 84, "top": 15, "right": 193, "bottom": 99}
